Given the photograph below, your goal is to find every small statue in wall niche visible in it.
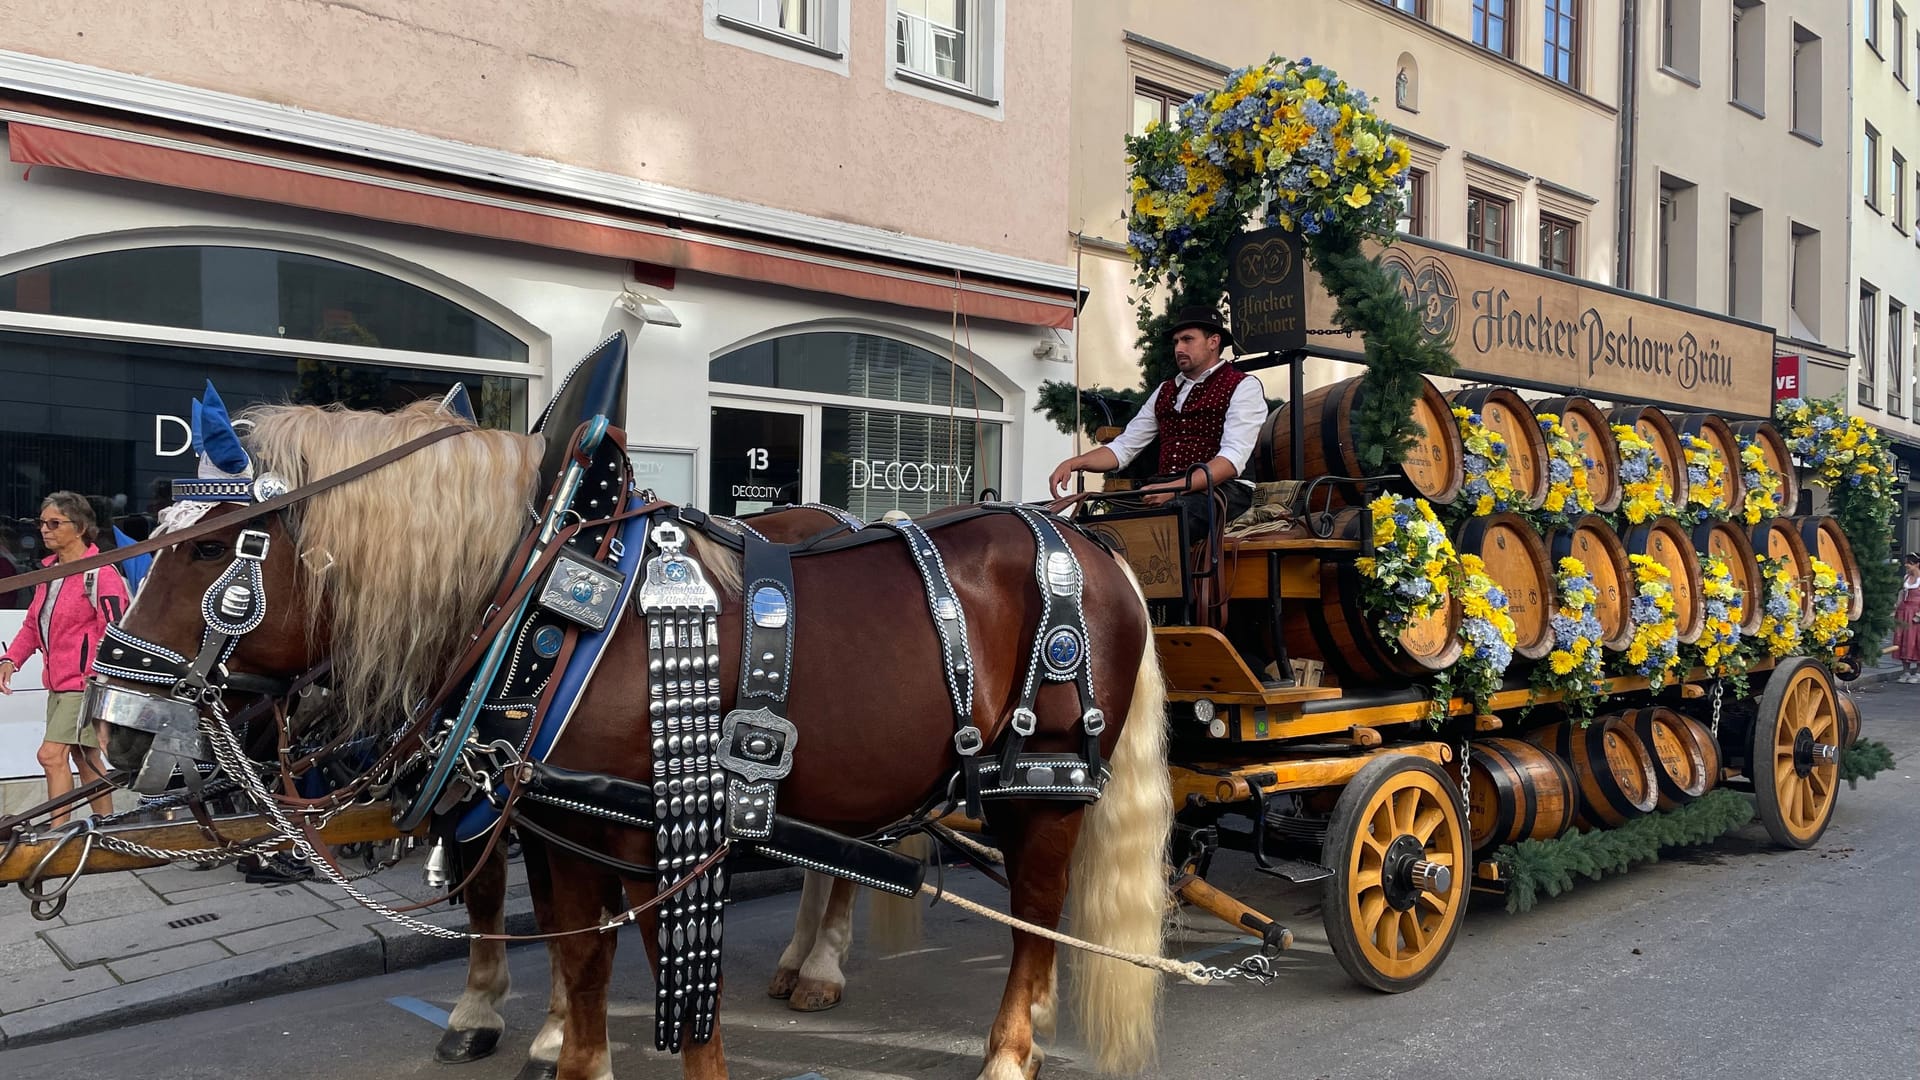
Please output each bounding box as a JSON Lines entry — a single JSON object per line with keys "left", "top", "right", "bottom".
{"left": 1396, "top": 67, "right": 1412, "bottom": 110}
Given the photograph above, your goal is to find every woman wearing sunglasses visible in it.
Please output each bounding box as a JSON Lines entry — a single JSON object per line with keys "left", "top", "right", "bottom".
{"left": 0, "top": 491, "right": 130, "bottom": 825}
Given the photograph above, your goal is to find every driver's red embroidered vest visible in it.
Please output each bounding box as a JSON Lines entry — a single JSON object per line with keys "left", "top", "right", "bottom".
{"left": 1155, "top": 364, "right": 1247, "bottom": 475}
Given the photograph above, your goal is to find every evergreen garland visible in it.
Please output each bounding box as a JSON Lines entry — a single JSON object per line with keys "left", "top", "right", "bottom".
{"left": 1841, "top": 737, "right": 1895, "bottom": 788}
{"left": 1493, "top": 790, "right": 1755, "bottom": 915}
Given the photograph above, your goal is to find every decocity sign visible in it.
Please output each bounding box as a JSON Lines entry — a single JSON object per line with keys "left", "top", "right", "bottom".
{"left": 1305, "top": 237, "right": 1774, "bottom": 417}
{"left": 850, "top": 459, "right": 974, "bottom": 494}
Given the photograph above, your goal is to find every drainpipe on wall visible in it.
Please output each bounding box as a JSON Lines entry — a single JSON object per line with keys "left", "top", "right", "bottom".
{"left": 1615, "top": 0, "right": 1640, "bottom": 291}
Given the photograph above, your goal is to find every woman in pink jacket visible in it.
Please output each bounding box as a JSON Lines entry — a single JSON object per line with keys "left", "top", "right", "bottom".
{"left": 0, "top": 492, "right": 128, "bottom": 825}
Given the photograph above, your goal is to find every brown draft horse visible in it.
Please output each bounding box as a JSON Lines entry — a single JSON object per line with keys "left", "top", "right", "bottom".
{"left": 437, "top": 505, "right": 930, "bottom": 1074}
{"left": 103, "top": 401, "right": 1173, "bottom": 1080}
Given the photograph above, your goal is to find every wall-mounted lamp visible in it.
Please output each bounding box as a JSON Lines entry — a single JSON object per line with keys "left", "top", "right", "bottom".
{"left": 615, "top": 286, "right": 681, "bottom": 327}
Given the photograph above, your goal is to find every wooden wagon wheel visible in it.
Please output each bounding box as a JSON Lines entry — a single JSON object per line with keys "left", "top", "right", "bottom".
{"left": 1322, "top": 754, "right": 1467, "bottom": 993}
{"left": 1752, "top": 657, "right": 1842, "bottom": 849}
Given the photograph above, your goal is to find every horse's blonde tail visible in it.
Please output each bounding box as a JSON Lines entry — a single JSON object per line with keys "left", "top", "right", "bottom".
{"left": 1067, "top": 563, "right": 1171, "bottom": 1075}
{"left": 868, "top": 832, "right": 929, "bottom": 954}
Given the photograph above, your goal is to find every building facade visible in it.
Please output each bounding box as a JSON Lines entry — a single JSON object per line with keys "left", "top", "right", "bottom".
{"left": 1853, "top": 0, "right": 1920, "bottom": 548}
{"left": 0, "top": 0, "right": 1075, "bottom": 788}
{"left": 1624, "top": 0, "right": 1852, "bottom": 409}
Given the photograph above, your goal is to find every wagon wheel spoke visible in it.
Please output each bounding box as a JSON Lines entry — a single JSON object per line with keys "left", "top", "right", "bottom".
{"left": 1395, "top": 789, "right": 1423, "bottom": 837}
{"left": 1357, "top": 892, "right": 1388, "bottom": 944}
{"left": 1374, "top": 908, "right": 1401, "bottom": 955}
{"left": 1369, "top": 800, "right": 1397, "bottom": 846}
{"left": 1410, "top": 804, "right": 1446, "bottom": 846}
{"left": 1415, "top": 888, "right": 1452, "bottom": 918}
{"left": 1401, "top": 910, "right": 1428, "bottom": 953}
{"left": 1354, "top": 867, "right": 1383, "bottom": 894}
{"left": 1808, "top": 769, "right": 1832, "bottom": 801}
{"left": 1775, "top": 773, "right": 1801, "bottom": 824}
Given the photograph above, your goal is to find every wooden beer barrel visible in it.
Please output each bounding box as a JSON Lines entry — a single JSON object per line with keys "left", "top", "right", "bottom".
{"left": 1545, "top": 515, "right": 1635, "bottom": 651}
{"left": 1679, "top": 715, "right": 1724, "bottom": 793}
{"left": 1792, "top": 515, "right": 1865, "bottom": 621}
{"left": 1278, "top": 509, "right": 1465, "bottom": 686}
{"left": 1454, "top": 512, "right": 1557, "bottom": 661}
{"left": 1626, "top": 706, "right": 1714, "bottom": 811}
{"left": 1466, "top": 738, "right": 1578, "bottom": 855}
{"left": 1835, "top": 690, "right": 1861, "bottom": 749}
{"left": 1691, "top": 519, "right": 1764, "bottom": 635}
{"left": 1606, "top": 406, "right": 1689, "bottom": 511}
{"left": 1671, "top": 412, "right": 1747, "bottom": 521}
{"left": 1749, "top": 518, "right": 1813, "bottom": 624}
{"left": 1527, "top": 716, "right": 1660, "bottom": 829}
{"left": 1449, "top": 387, "right": 1550, "bottom": 509}
{"left": 1728, "top": 419, "right": 1801, "bottom": 517}
{"left": 1256, "top": 374, "right": 1465, "bottom": 507}
{"left": 1531, "top": 396, "right": 1624, "bottom": 513}
{"left": 1622, "top": 518, "right": 1706, "bottom": 644}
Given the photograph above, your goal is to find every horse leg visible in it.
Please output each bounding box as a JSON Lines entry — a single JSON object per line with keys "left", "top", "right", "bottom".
{"left": 787, "top": 876, "right": 856, "bottom": 1012}
{"left": 542, "top": 844, "right": 624, "bottom": 1080}
{"left": 518, "top": 831, "right": 570, "bottom": 1080}
{"left": 767, "top": 870, "right": 829, "bottom": 1000}
{"left": 438, "top": 838, "right": 511, "bottom": 1063}
{"left": 977, "top": 805, "right": 1081, "bottom": 1080}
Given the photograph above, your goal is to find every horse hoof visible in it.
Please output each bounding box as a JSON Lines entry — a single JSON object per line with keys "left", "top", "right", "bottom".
{"left": 433, "top": 1026, "right": 502, "bottom": 1063}
{"left": 767, "top": 967, "right": 800, "bottom": 999}
{"left": 787, "top": 977, "right": 844, "bottom": 1012}
{"left": 512, "top": 1061, "right": 558, "bottom": 1080}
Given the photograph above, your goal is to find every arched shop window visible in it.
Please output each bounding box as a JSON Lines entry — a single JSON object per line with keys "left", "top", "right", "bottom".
{"left": 0, "top": 246, "right": 529, "bottom": 605}
{"left": 709, "top": 331, "right": 1008, "bottom": 520}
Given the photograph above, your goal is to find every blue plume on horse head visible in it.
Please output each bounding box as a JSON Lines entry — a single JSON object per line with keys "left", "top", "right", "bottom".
{"left": 191, "top": 380, "right": 252, "bottom": 477}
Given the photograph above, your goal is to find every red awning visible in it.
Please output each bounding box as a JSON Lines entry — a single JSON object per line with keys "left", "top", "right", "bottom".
{"left": 5, "top": 115, "right": 1076, "bottom": 329}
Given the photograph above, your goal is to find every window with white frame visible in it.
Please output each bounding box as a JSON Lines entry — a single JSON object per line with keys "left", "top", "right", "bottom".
{"left": 716, "top": 0, "right": 839, "bottom": 54}
{"left": 894, "top": 0, "right": 993, "bottom": 98}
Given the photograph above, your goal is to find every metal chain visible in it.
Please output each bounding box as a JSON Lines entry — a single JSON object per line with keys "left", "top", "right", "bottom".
{"left": 1189, "top": 953, "right": 1280, "bottom": 985}
{"left": 1710, "top": 679, "right": 1725, "bottom": 740}
{"left": 1459, "top": 739, "right": 1472, "bottom": 817}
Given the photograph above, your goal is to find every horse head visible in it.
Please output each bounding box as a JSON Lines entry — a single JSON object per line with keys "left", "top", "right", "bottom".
{"left": 97, "top": 381, "right": 541, "bottom": 791}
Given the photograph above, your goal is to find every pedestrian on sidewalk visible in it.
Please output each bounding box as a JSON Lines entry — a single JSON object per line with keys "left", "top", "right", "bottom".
{"left": 0, "top": 492, "right": 129, "bottom": 825}
{"left": 1896, "top": 553, "right": 1920, "bottom": 683}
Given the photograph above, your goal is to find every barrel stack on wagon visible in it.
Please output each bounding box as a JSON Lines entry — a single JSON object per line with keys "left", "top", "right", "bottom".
{"left": 1102, "top": 373, "right": 1865, "bottom": 993}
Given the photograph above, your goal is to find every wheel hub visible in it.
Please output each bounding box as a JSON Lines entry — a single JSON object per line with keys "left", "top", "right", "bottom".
{"left": 1381, "top": 834, "right": 1449, "bottom": 911}
{"left": 1791, "top": 727, "right": 1836, "bottom": 777}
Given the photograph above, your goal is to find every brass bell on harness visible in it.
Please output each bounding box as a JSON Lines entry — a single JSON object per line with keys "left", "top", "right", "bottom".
{"left": 422, "top": 837, "right": 454, "bottom": 890}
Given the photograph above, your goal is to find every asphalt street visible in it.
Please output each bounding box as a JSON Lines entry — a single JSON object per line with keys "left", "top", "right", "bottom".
{"left": 4, "top": 679, "right": 1916, "bottom": 1080}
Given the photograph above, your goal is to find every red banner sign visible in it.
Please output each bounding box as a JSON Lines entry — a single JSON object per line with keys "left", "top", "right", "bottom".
{"left": 1774, "top": 354, "right": 1802, "bottom": 401}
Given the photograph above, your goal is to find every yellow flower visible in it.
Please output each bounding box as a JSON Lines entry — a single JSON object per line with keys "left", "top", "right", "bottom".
{"left": 1342, "top": 184, "right": 1372, "bottom": 208}
{"left": 1305, "top": 77, "right": 1328, "bottom": 99}
{"left": 1628, "top": 641, "right": 1649, "bottom": 665}
{"left": 1550, "top": 651, "right": 1578, "bottom": 675}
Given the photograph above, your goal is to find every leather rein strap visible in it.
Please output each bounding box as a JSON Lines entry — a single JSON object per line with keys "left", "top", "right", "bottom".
{"left": 0, "top": 425, "right": 471, "bottom": 596}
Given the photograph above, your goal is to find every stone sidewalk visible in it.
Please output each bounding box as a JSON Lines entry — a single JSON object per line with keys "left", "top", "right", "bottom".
{"left": 0, "top": 841, "right": 801, "bottom": 1050}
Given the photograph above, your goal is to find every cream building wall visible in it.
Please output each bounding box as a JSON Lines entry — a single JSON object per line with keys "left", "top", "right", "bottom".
{"left": 1626, "top": 0, "right": 1851, "bottom": 405}
{"left": 0, "top": 0, "right": 1071, "bottom": 267}
{"left": 1068, "top": 0, "right": 1623, "bottom": 418}
{"left": 1854, "top": 1, "right": 1920, "bottom": 446}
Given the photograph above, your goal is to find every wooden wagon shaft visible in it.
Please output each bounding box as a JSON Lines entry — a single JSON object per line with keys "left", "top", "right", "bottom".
{"left": 0, "top": 803, "right": 417, "bottom": 884}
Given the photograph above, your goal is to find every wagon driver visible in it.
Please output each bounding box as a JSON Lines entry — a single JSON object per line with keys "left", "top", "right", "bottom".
{"left": 1047, "top": 305, "right": 1266, "bottom": 540}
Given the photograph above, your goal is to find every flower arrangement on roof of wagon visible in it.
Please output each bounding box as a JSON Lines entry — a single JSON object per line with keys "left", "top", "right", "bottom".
{"left": 1072, "top": 55, "right": 1458, "bottom": 471}
{"left": 1686, "top": 553, "right": 1744, "bottom": 676}
{"left": 1431, "top": 553, "right": 1519, "bottom": 721}
{"left": 1618, "top": 554, "right": 1683, "bottom": 689}
{"left": 1354, "top": 493, "right": 1456, "bottom": 644}
{"left": 1775, "top": 395, "right": 1899, "bottom": 655}
{"left": 1804, "top": 556, "right": 1854, "bottom": 667}
{"left": 1738, "top": 438, "right": 1782, "bottom": 525}
{"left": 1676, "top": 433, "right": 1728, "bottom": 527}
{"left": 1775, "top": 397, "right": 1892, "bottom": 491}
{"left": 1531, "top": 556, "right": 1606, "bottom": 722}
{"left": 1612, "top": 423, "right": 1671, "bottom": 526}
{"left": 1535, "top": 412, "right": 1596, "bottom": 529}
{"left": 1452, "top": 406, "right": 1519, "bottom": 519}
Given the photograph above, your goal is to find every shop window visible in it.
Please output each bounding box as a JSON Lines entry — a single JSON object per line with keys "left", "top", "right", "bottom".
{"left": 0, "top": 246, "right": 527, "bottom": 363}
{"left": 0, "top": 329, "right": 527, "bottom": 593}
{"left": 713, "top": 330, "right": 1002, "bottom": 409}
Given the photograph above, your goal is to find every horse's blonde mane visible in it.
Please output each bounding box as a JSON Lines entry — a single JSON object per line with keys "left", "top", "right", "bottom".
{"left": 243, "top": 400, "right": 541, "bottom": 738}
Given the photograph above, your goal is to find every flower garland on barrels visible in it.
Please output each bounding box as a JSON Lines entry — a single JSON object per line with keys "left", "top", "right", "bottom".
{"left": 1685, "top": 554, "right": 1744, "bottom": 678}
{"left": 1804, "top": 557, "right": 1854, "bottom": 667}
{"left": 1534, "top": 413, "right": 1595, "bottom": 529}
{"left": 1531, "top": 556, "right": 1605, "bottom": 721}
{"left": 1738, "top": 440, "right": 1782, "bottom": 525}
{"left": 1750, "top": 554, "right": 1802, "bottom": 659}
{"left": 1619, "top": 554, "right": 1683, "bottom": 689}
{"left": 1043, "top": 56, "right": 1457, "bottom": 468}
{"left": 1442, "top": 554, "right": 1519, "bottom": 719}
{"left": 1677, "top": 433, "right": 1728, "bottom": 527}
{"left": 1353, "top": 494, "right": 1454, "bottom": 641}
{"left": 1612, "top": 424, "right": 1670, "bottom": 526}
{"left": 1777, "top": 396, "right": 1899, "bottom": 653}
{"left": 1452, "top": 406, "right": 1519, "bottom": 521}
